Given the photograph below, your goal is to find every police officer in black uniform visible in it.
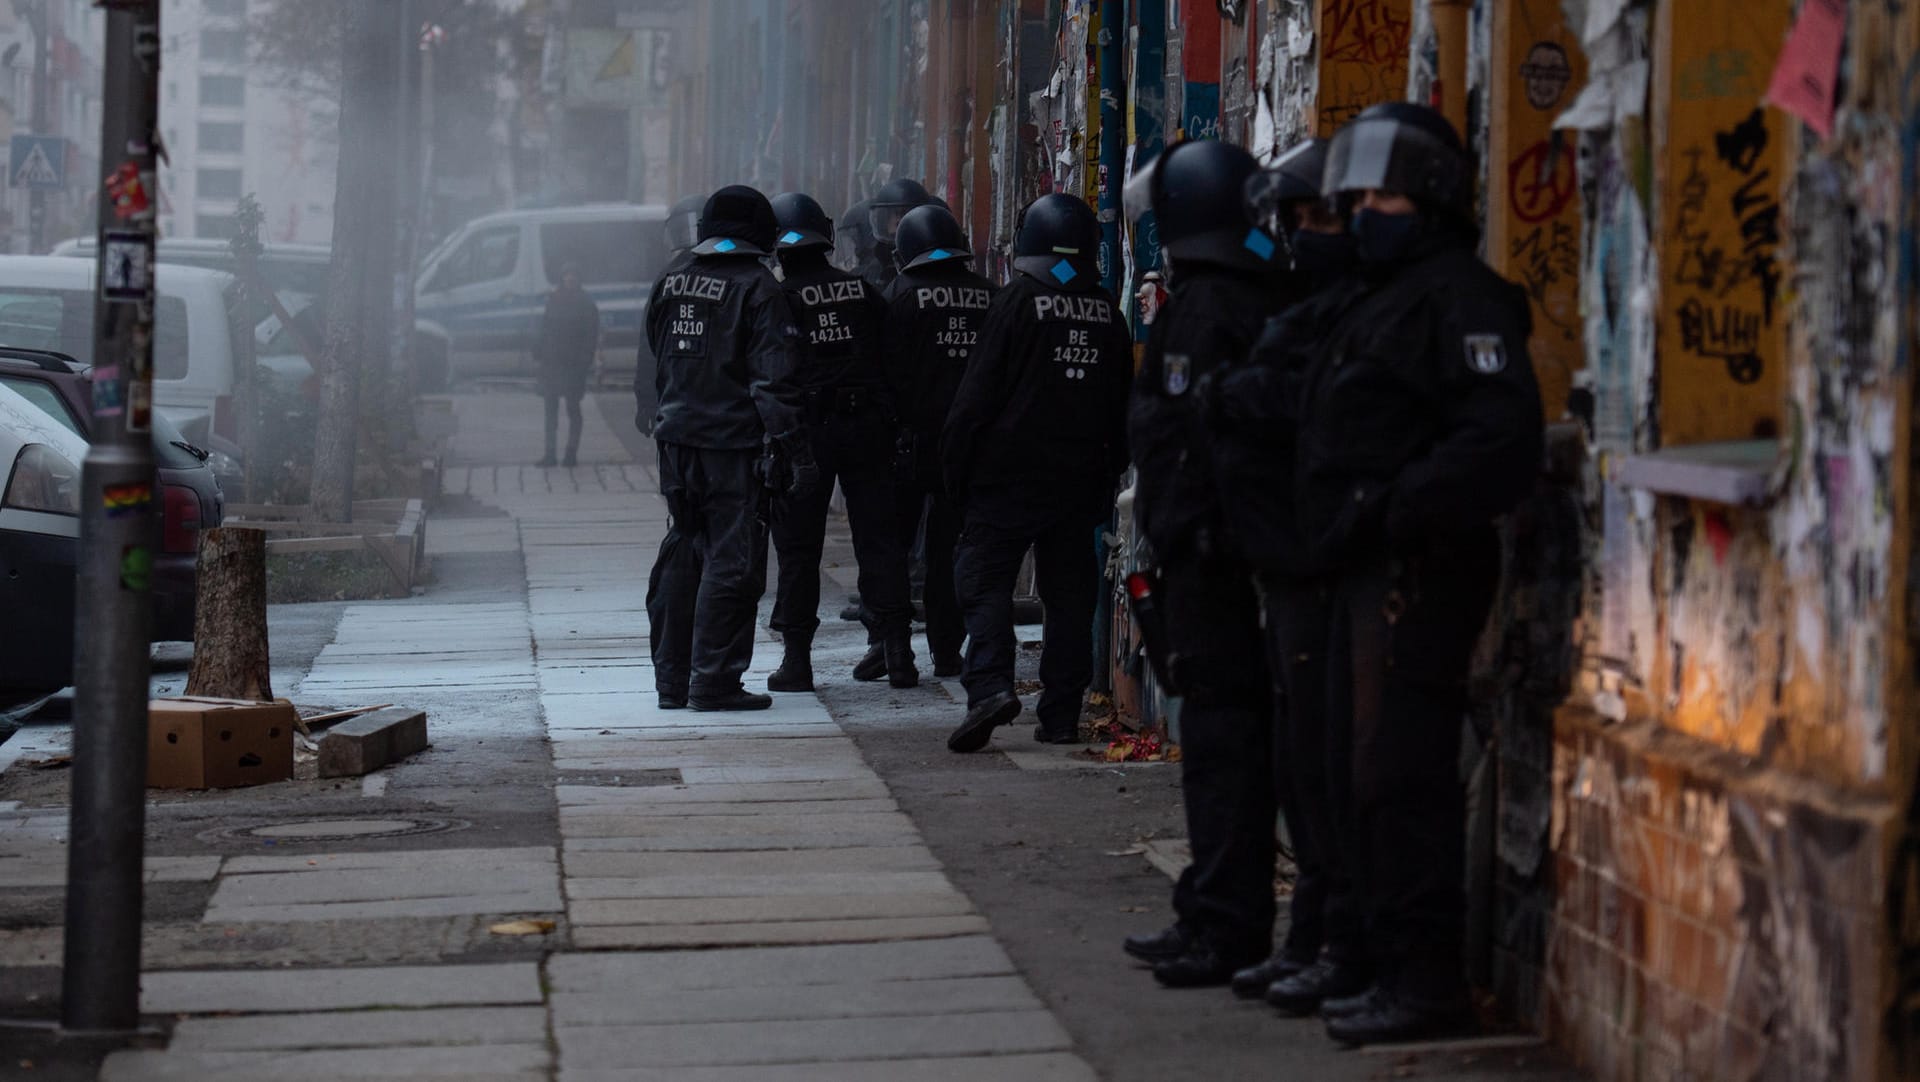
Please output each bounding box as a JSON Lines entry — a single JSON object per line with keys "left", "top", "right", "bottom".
{"left": 763, "top": 192, "right": 917, "bottom": 692}
{"left": 861, "top": 178, "right": 935, "bottom": 294}
{"left": 942, "top": 194, "right": 1131, "bottom": 753}
{"left": 834, "top": 199, "right": 876, "bottom": 276}
{"left": 1290, "top": 103, "right": 1543, "bottom": 1043}
{"left": 645, "top": 184, "right": 815, "bottom": 712}
{"left": 1114, "top": 139, "right": 1295, "bottom": 988}
{"left": 879, "top": 204, "right": 996, "bottom": 677}
{"left": 640, "top": 194, "right": 712, "bottom": 710}
{"left": 1211, "top": 139, "right": 1375, "bottom": 1012}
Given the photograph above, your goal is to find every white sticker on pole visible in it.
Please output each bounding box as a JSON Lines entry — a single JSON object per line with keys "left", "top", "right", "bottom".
{"left": 101, "top": 231, "right": 152, "bottom": 302}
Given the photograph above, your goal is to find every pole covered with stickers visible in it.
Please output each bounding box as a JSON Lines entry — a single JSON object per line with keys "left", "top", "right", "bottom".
{"left": 62, "top": 0, "right": 161, "bottom": 1034}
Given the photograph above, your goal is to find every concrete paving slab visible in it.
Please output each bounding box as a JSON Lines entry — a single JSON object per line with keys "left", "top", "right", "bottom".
{"left": 673, "top": 763, "right": 878, "bottom": 784}
{"left": 555, "top": 1009, "right": 1071, "bottom": 1068}
{"left": 546, "top": 724, "right": 843, "bottom": 742}
{"left": 139, "top": 962, "right": 544, "bottom": 1013}
{"left": 169, "top": 1006, "right": 550, "bottom": 1050}
{"left": 0, "top": 854, "right": 223, "bottom": 889}
{"left": 102, "top": 1046, "right": 551, "bottom": 1080}
{"left": 563, "top": 831, "right": 920, "bottom": 853}
{"left": 557, "top": 800, "right": 900, "bottom": 823}
{"left": 558, "top": 1054, "right": 1097, "bottom": 1082}
{"left": 548, "top": 974, "right": 1035, "bottom": 1026}
{"left": 207, "top": 865, "right": 560, "bottom": 908}
{"left": 571, "top": 915, "right": 990, "bottom": 949}
{"left": 206, "top": 891, "right": 563, "bottom": 923}
{"left": 569, "top": 892, "right": 971, "bottom": 926}
{"left": 554, "top": 780, "right": 890, "bottom": 806}
{"left": 222, "top": 847, "right": 554, "bottom": 875}
{"left": 547, "top": 935, "right": 1016, "bottom": 991}
{"left": 562, "top": 846, "right": 939, "bottom": 879}
{"left": 557, "top": 810, "right": 914, "bottom": 838}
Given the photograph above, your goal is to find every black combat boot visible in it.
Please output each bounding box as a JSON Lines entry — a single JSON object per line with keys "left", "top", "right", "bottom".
{"left": 946, "top": 691, "right": 1020, "bottom": 753}
{"left": 689, "top": 687, "right": 774, "bottom": 712}
{"left": 767, "top": 630, "right": 815, "bottom": 692}
{"left": 884, "top": 633, "right": 919, "bottom": 688}
{"left": 852, "top": 642, "right": 887, "bottom": 681}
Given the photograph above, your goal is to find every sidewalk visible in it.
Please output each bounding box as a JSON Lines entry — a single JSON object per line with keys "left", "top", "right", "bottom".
{"left": 0, "top": 389, "right": 1581, "bottom": 1081}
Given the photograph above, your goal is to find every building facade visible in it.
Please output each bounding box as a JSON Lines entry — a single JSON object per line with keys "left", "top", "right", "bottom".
{"left": 0, "top": 0, "right": 105, "bottom": 252}
{"left": 668, "top": 2, "right": 1920, "bottom": 1079}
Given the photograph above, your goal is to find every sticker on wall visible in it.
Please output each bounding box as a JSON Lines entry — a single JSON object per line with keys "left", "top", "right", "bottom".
{"left": 103, "top": 481, "right": 152, "bottom": 518}
{"left": 100, "top": 231, "right": 152, "bottom": 302}
{"left": 119, "top": 545, "right": 152, "bottom": 593}
{"left": 91, "top": 366, "right": 124, "bottom": 418}
{"left": 127, "top": 379, "right": 151, "bottom": 434}
{"left": 105, "top": 161, "right": 150, "bottom": 220}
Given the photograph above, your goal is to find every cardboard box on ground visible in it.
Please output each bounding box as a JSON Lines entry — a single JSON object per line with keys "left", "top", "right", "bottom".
{"left": 147, "top": 697, "right": 297, "bottom": 789}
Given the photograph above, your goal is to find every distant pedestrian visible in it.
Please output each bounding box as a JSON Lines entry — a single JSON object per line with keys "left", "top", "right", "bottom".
{"left": 538, "top": 264, "right": 600, "bottom": 468}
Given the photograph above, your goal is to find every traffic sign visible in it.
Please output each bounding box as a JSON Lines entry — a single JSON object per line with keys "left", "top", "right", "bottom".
{"left": 10, "top": 135, "right": 66, "bottom": 191}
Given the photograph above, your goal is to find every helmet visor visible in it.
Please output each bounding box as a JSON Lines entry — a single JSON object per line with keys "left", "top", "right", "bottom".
{"left": 666, "top": 210, "right": 700, "bottom": 254}
{"left": 869, "top": 205, "right": 911, "bottom": 245}
{"left": 1122, "top": 154, "right": 1161, "bottom": 226}
{"left": 1324, "top": 116, "right": 1458, "bottom": 199}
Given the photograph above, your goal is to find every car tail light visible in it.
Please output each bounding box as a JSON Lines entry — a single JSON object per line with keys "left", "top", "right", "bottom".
{"left": 213, "top": 394, "right": 237, "bottom": 441}
{"left": 162, "top": 484, "right": 201, "bottom": 554}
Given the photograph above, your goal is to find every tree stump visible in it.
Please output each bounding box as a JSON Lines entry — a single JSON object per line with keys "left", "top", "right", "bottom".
{"left": 185, "top": 527, "right": 273, "bottom": 701}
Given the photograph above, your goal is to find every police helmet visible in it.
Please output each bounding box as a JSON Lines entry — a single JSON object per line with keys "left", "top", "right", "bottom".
{"left": 771, "top": 192, "right": 834, "bottom": 251}
{"left": 894, "top": 205, "right": 972, "bottom": 271}
{"left": 1123, "top": 139, "right": 1280, "bottom": 273}
{"left": 1324, "top": 102, "right": 1471, "bottom": 217}
{"left": 1243, "top": 138, "right": 1332, "bottom": 237}
{"left": 868, "top": 178, "right": 934, "bottom": 247}
{"left": 665, "top": 195, "right": 704, "bottom": 256}
{"left": 694, "top": 185, "right": 777, "bottom": 257}
{"left": 1012, "top": 194, "right": 1100, "bottom": 289}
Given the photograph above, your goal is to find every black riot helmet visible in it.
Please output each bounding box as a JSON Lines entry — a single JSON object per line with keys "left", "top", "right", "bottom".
{"left": 693, "top": 184, "right": 778, "bottom": 256}
{"left": 1123, "top": 138, "right": 1279, "bottom": 273}
{"left": 665, "top": 195, "right": 704, "bottom": 257}
{"left": 868, "top": 178, "right": 934, "bottom": 248}
{"left": 1324, "top": 102, "right": 1472, "bottom": 219}
{"left": 1012, "top": 194, "right": 1100, "bottom": 290}
{"left": 1243, "top": 138, "right": 1330, "bottom": 235}
{"left": 894, "top": 205, "right": 972, "bottom": 271}
{"left": 833, "top": 199, "right": 875, "bottom": 272}
{"left": 771, "top": 192, "right": 834, "bottom": 251}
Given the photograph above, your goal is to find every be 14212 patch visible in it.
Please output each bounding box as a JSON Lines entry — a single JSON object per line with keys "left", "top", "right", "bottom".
{"left": 1463, "top": 334, "right": 1508, "bottom": 375}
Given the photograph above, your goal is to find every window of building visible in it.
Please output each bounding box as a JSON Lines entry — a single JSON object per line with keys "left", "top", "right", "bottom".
{"left": 199, "top": 75, "right": 244, "bottom": 108}
{"left": 197, "top": 168, "right": 243, "bottom": 200}
{"left": 198, "top": 122, "right": 244, "bottom": 154}
{"left": 201, "top": 29, "right": 246, "bottom": 63}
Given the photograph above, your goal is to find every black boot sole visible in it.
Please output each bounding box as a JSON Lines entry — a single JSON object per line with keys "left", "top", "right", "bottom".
{"left": 689, "top": 695, "right": 773, "bottom": 712}
{"left": 766, "top": 672, "right": 814, "bottom": 692}
{"left": 947, "top": 694, "right": 1020, "bottom": 753}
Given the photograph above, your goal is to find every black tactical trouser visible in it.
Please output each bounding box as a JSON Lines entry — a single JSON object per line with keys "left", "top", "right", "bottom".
{"left": 651, "top": 441, "right": 769, "bottom": 698}
{"left": 894, "top": 485, "right": 964, "bottom": 658}
{"left": 1260, "top": 576, "right": 1361, "bottom": 967}
{"left": 1331, "top": 531, "right": 1499, "bottom": 1002}
{"left": 953, "top": 488, "right": 1104, "bottom": 734}
{"left": 770, "top": 411, "right": 911, "bottom": 638}
{"left": 1162, "top": 558, "right": 1276, "bottom": 962}
{"left": 646, "top": 526, "right": 700, "bottom": 699}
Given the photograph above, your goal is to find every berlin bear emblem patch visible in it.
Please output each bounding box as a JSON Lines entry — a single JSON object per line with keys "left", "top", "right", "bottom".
{"left": 1463, "top": 334, "right": 1508, "bottom": 375}
{"left": 1164, "top": 353, "right": 1192, "bottom": 395}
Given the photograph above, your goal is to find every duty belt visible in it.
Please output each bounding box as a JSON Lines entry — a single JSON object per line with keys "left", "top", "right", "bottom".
{"left": 804, "top": 387, "right": 882, "bottom": 419}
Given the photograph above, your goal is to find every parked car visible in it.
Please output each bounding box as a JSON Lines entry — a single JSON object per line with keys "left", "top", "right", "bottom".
{"left": 0, "top": 380, "right": 83, "bottom": 695}
{"left": 49, "top": 237, "right": 333, "bottom": 302}
{"left": 0, "top": 347, "right": 223, "bottom": 643}
{"left": 0, "top": 257, "right": 258, "bottom": 457}
{"left": 414, "top": 203, "right": 668, "bottom": 383}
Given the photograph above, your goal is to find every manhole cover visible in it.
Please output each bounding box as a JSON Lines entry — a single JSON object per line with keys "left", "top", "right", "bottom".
{"left": 205, "top": 816, "right": 465, "bottom": 843}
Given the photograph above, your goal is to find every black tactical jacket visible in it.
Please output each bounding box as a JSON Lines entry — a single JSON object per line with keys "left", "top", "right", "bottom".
{"left": 645, "top": 251, "right": 805, "bottom": 450}
{"left": 778, "top": 256, "right": 890, "bottom": 401}
{"left": 881, "top": 262, "right": 998, "bottom": 489}
{"left": 941, "top": 272, "right": 1132, "bottom": 500}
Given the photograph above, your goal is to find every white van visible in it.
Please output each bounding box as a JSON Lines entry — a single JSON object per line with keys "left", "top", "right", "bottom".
{"left": 0, "top": 256, "right": 250, "bottom": 446}
{"left": 49, "top": 237, "right": 333, "bottom": 299}
{"left": 414, "top": 203, "right": 669, "bottom": 381}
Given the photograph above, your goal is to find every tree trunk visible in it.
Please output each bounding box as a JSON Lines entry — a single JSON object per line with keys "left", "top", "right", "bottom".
{"left": 185, "top": 528, "right": 272, "bottom": 702}
{"left": 309, "top": 0, "right": 399, "bottom": 522}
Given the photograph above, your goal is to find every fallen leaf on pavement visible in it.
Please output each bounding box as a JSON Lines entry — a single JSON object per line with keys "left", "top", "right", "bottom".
{"left": 1104, "top": 845, "right": 1147, "bottom": 857}
{"left": 489, "top": 919, "right": 556, "bottom": 936}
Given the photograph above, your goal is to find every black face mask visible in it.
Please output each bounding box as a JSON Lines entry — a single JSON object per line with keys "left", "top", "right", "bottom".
{"left": 1289, "top": 229, "right": 1358, "bottom": 280}
{"left": 1351, "top": 208, "right": 1423, "bottom": 265}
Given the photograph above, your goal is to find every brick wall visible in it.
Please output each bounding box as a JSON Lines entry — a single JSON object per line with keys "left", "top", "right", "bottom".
{"left": 1546, "top": 711, "right": 1889, "bottom": 1081}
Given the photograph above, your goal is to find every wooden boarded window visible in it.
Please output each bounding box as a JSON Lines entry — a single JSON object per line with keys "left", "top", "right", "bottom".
{"left": 1652, "top": 0, "right": 1792, "bottom": 444}
{"left": 1486, "top": 0, "right": 1587, "bottom": 420}
{"left": 1314, "top": 0, "right": 1414, "bottom": 137}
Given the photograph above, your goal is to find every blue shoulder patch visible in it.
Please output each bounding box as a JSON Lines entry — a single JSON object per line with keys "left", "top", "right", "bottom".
{"left": 1243, "top": 228, "right": 1277, "bottom": 261}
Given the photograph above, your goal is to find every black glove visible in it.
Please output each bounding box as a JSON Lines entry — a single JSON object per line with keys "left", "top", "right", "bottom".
{"left": 784, "top": 436, "right": 821, "bottom": 500}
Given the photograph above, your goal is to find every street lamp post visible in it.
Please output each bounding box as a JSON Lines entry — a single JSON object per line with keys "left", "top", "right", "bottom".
{"left": 61, "top": 0, "right": 160, "bottom": 1035}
